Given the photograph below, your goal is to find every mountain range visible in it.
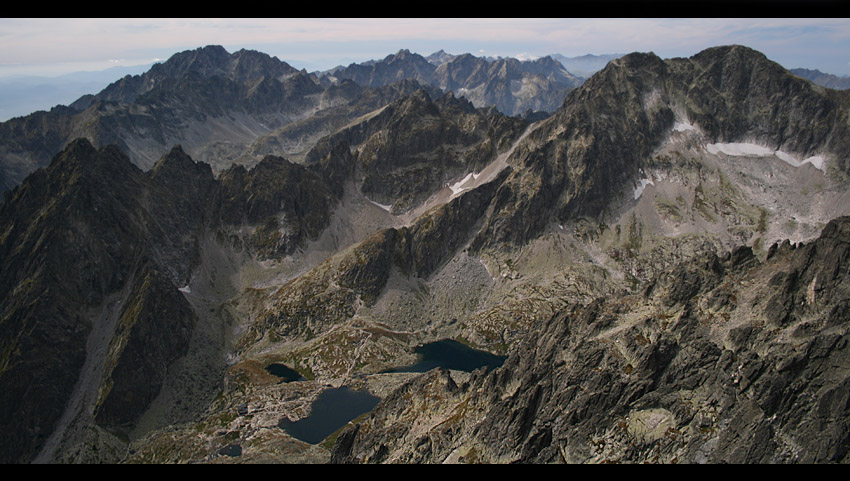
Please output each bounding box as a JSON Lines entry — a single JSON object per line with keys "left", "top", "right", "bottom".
{"left": 1, "top": 44, "right": 849, "bottom": 464}
{"left": 790, "top": 68, "right": 850, "bottom": 90}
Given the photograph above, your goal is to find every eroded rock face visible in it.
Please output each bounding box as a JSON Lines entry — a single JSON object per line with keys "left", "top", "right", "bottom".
{"left": 331, "top": 217, "right": 850, "bottom": 464}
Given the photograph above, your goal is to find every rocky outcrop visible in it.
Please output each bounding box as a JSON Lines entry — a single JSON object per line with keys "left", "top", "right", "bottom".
{"left": 0, "top": 140, "right": 145, "bottom": 461}
{"left": 332, "top": 217, "right": 850, "bottom": 464}
{"left": 146, "top": 145, "right": 217, "bottom": 284}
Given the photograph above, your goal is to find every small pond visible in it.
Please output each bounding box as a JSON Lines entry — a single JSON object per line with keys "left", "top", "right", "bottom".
{"left": 217, "top": 443, "right": 242, "bottom": 457}
{"left": 265, "top": 363, "right": 306, "bottom": 382}
{"left": 383, "top": 338, "right": 507, "bottom": 373}
{"left": 278, "top": 386, "right": 381, "bottom": 445}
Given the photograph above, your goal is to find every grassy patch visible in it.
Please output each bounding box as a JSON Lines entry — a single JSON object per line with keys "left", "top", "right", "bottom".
{"left": 655, "top": 196, "right": 684, "bottom": 222}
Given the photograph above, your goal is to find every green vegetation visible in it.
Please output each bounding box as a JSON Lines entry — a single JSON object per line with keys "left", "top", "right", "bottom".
{"left": 757, "top": 207, "right": 769, "bottom": 234}
{"left": 655, "top": 196, "right": 685, "bottom": 222}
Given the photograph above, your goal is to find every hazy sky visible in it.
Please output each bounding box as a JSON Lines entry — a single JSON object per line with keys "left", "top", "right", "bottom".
{"left": 1, "top": 18, "right": 849, "bottom": 77}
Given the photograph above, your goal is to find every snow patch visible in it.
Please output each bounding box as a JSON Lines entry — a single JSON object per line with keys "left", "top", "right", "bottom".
{"left": 369, "top": 200, "right": 394, "bottom": 212}
{"left": 774, "top": 150, "right": 799, "bottom": 165}
{"left": 803, "top": 155, "right": 826, "bottom": 170}
{"left": 634, "top": 178, "right": 654, "bottom": 200}
{"left": 706, "top": 142, "right": 827, "bottom": 172}
{"left": 775, "top": 151, "right": 826, "bottom": 171}
{"left": 449, "top": 172, "right": 476, "bottom": 195}
{"left": 179, "top": 285, "right": 191, "bottom": 294}
{"left": 673, "top": 121, "right": 696, "bottom": 132}
{"left": 706, "top": 142, "right": 774, "bottom": 157}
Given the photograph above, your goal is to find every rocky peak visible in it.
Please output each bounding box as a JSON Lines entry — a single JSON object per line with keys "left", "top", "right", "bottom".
{"left": 211, "top": 153, "right": 341, "bottom": 259}
{"left": 612, "top": 50, "right": 665, "bottom": 70}
{"left": 388, "top": 49, "right": 415, "bottom": 62}
{"left": 89, "top": 45, "right": 298, "bottom": 106}
{"left": 229, "top": 48, "right": 299, "bottom": 81}
{"left": 690, "top": 44, "right": 770, "bottom": 68}
{"left": 526, "top": 55, "right": 580, "bottom": 80}
{"left": 46, "top": 138, "right": 142, "bottom": 193}
{"left": 426, "top": 49, "right": 456, "bottom": 66}
{"left": 150, "top": 144, "right": 207, "bottom": 177}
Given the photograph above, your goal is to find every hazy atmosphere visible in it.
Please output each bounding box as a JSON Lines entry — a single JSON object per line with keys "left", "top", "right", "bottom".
{"left": 2, "top": 18, "right": 849, "bottom": 76}
{"left": 0, "top": 17, "right": 848, "bottom": 120}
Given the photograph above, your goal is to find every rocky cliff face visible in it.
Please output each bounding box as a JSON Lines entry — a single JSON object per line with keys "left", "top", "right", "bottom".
{"left": 307, "top": 88, "right": 526, "bottom": 213}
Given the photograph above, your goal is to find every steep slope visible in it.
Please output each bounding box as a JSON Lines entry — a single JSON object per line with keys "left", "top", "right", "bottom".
{"left": 228, "top": 79, "right": 442, "bottom": 166}
{"left": 305, "top": 87, "right": 527, "bottom": 214}
{"left": 323, "top": 49, "right": 438, "bottom": 89}
{"left": 0, "top": 128, "right": 360, "bottom": 462}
